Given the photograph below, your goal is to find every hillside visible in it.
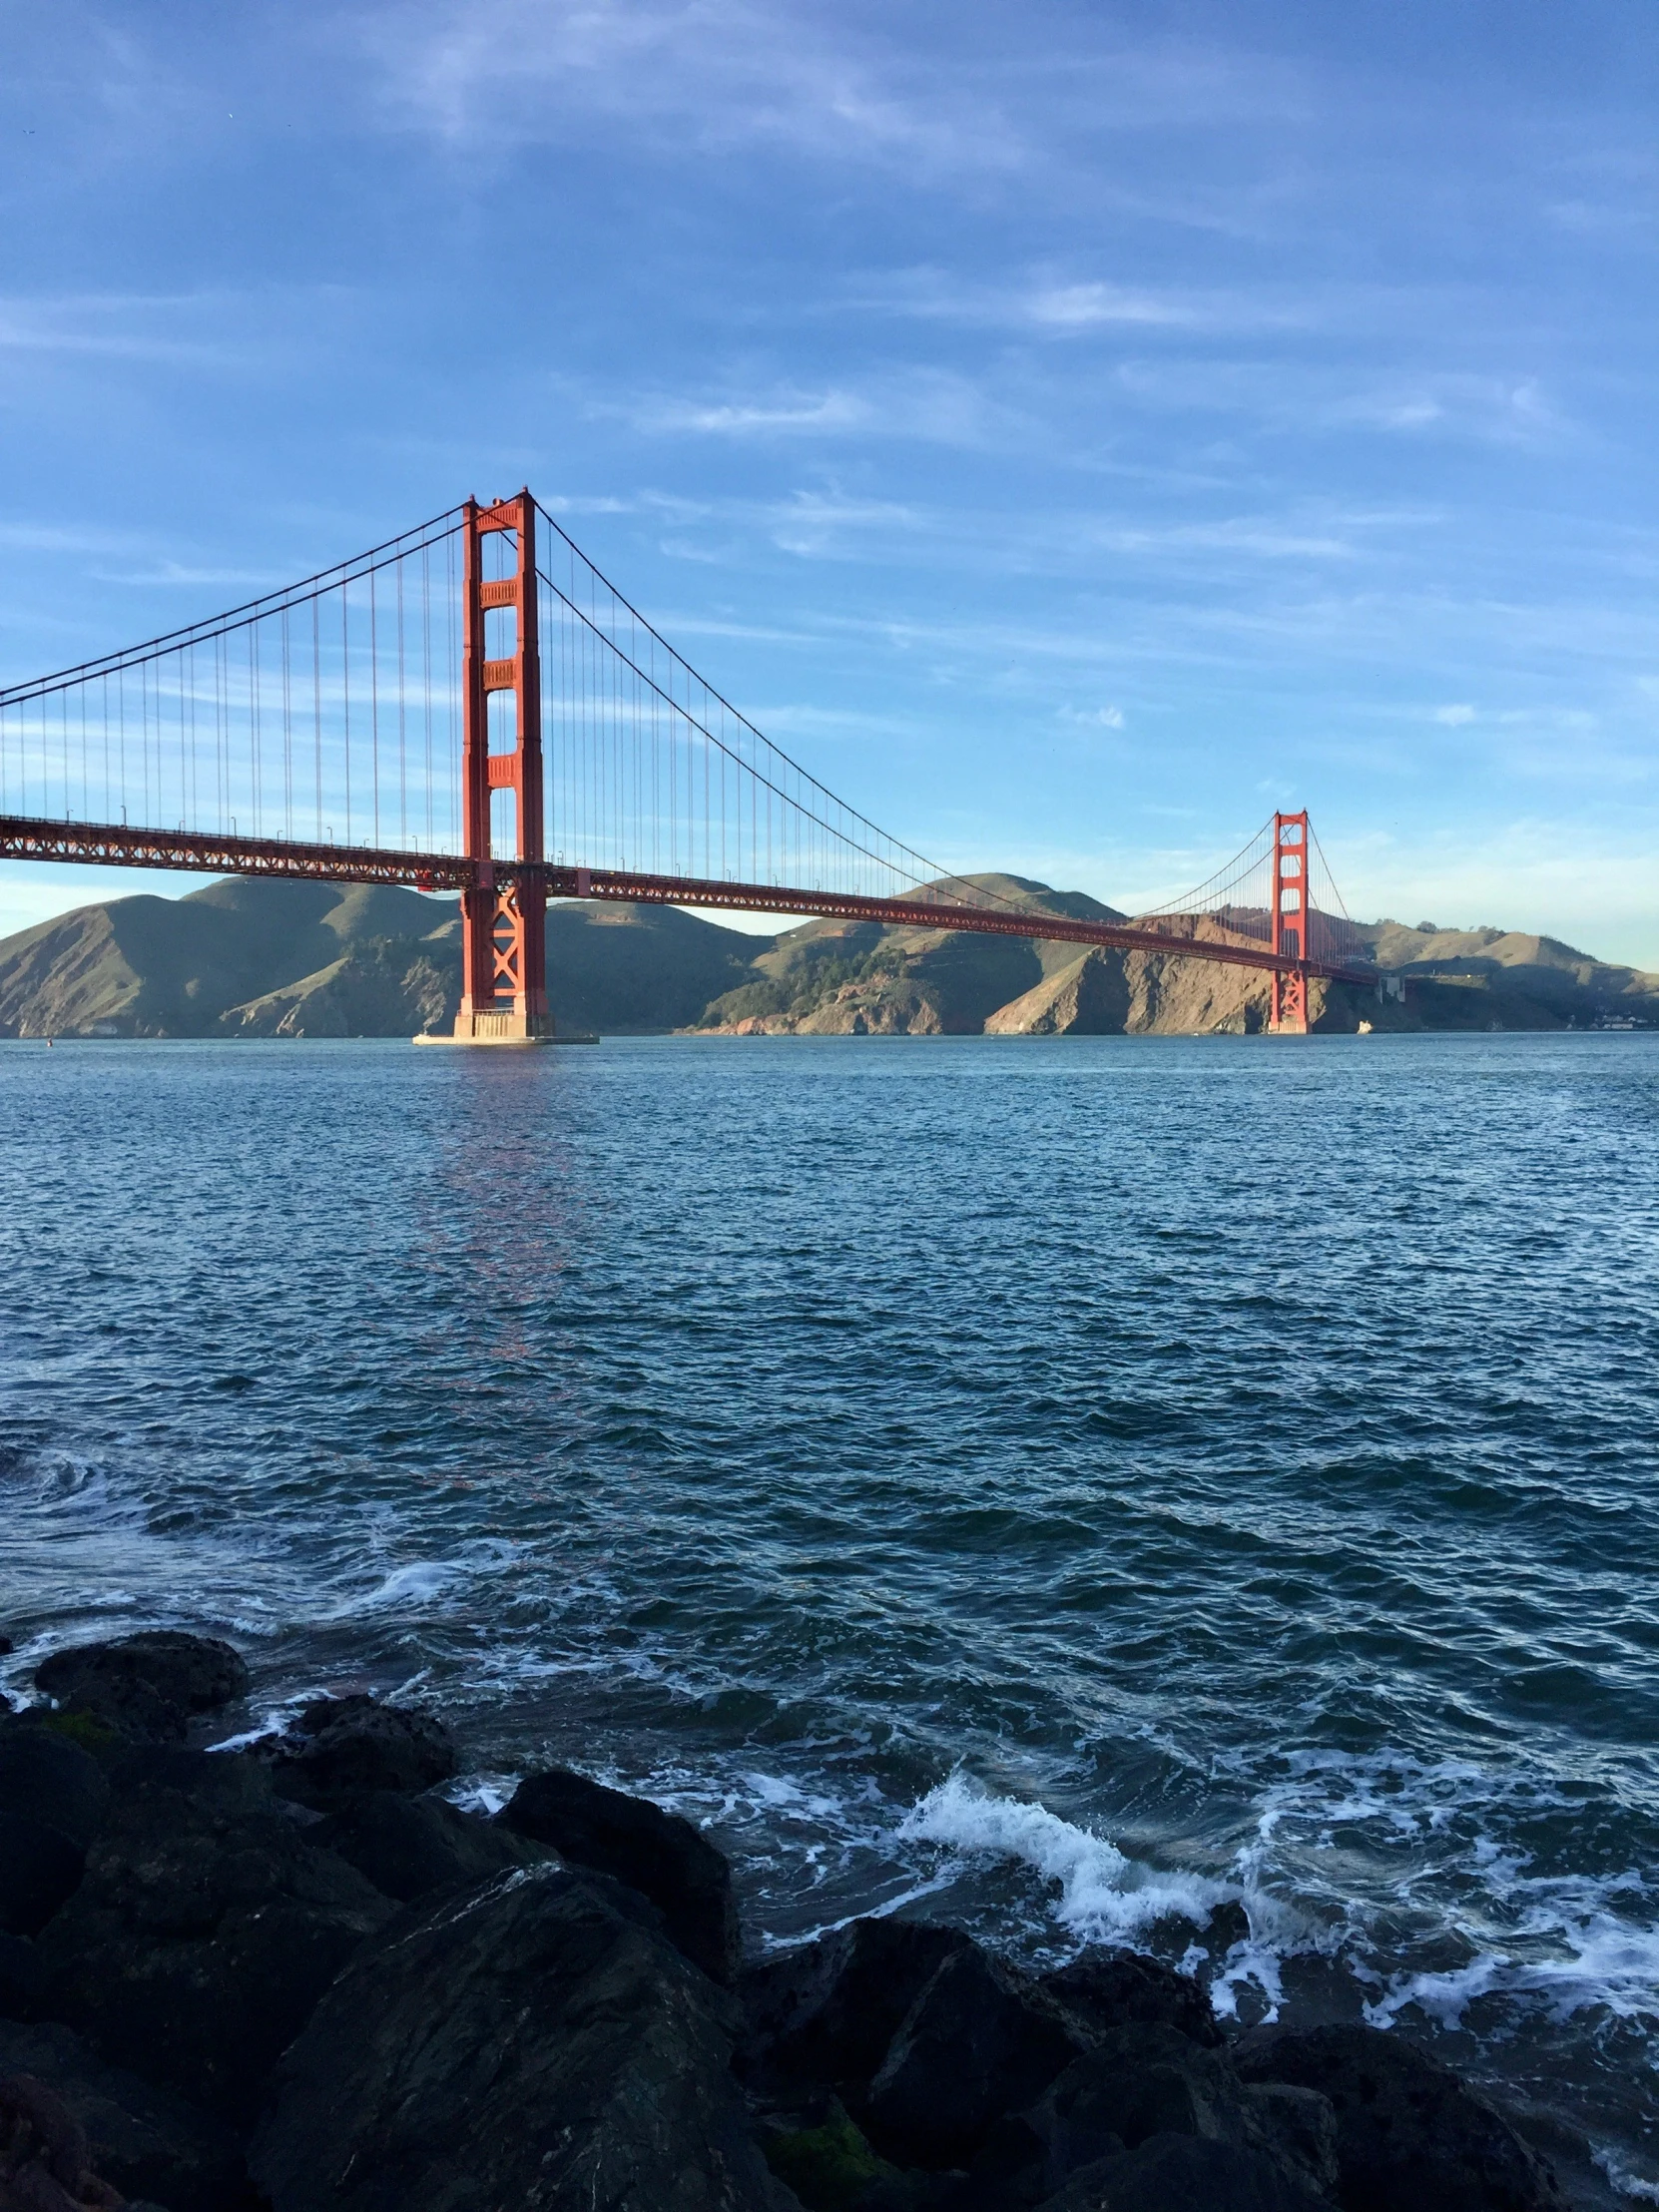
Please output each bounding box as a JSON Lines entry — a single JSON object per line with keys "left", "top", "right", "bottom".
{"left": 0, "top": 874, "right": 1654, "bottom": 1038}
{"left": 0, "top": 880, "right": 760, "bottom": 1039}
{"left": 693, "top": 883, "right": 1659, "bottom": 1036}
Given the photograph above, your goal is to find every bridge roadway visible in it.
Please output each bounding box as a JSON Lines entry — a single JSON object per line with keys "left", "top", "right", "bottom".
{"left": 0, "top": 813, "right": 1377, "bottom": 988}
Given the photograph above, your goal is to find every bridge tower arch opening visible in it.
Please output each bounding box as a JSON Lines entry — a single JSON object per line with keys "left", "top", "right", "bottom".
{"left": 451, "top": 491, "right": 552, "bottom": 1044}
{"left": 1269, "top": 810, "right": 1311, "bottom": 1035}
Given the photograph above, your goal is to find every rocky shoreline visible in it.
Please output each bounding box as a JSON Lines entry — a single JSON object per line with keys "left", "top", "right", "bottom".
{"left": 0, "top": 1630, "right": 1612, "bottom": 2211}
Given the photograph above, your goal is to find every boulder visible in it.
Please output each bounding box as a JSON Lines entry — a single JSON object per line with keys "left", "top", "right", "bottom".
{"left": 0, "top": 1936, "right": 44, "bottom": 2021}
{"left": 1034, "top": 2130, "right": 1332, "bottom": 2211}
{"left": 0, "top": 2021, "right": 250, "bottom": 2212}
{"left": 264, "top": 1695, "right": 456, "bottom": 1808}
{"left": 251, "top": 1862, "right": 781, "bottom": 2212}
{"left": 34, "top": 1747, "right": 392, "bottom": 2123}
{"left": 0, "top": 1728, "right": 110, "bottom": 1937}
{"left": 0, "top": 2067, "right": 122, "bottom": 2212}
{"left": 1038, "top": 1950, "right": 1221, "bottom": 2050}
{"left": 0, "top": 1815, "right": 84, "bottom": 1942}
{"left": 863, "top": 1946, "right": 1082, "bottom": 2167}
{"left": 501, "top": 1766, "right": 741, "bottom": 1985}
{"left": 967, "top": 2025, "right": 1336, "bottom": 2211}
{"left": 33, "top": 1634, "right": 249, "bottom": 1744}
{"left": 1235, "top": 2023, "right": 1565, "bottom": 2212}
{"left": 310, "top": 1790, "right": 551, "bottom": 1904}
{"left": 739, "top": 1919, "right": 975, "bottom": 2098}
{"left": 760, "top": 2101, "right": 900, "bottom": 2209}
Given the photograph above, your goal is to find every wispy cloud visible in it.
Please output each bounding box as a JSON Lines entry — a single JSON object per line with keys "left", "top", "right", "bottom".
{"left": 851, "top": 266, "right": 1306, "bottom": 336}
{"left": 600, "top": 369, "right": 1013, "bottom": 450}
{"left": 1112, "top": 358, "right": 1571, "bottom": 447}
{"left": 0, "top": 293, "right": 244, "bottom": 368}
{"left": 356, "top": 0, "right": 1028, "bottom": 177}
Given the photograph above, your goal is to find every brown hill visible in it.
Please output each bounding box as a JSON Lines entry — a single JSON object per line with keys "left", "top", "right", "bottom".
{"left": 0, "top": 881, "right": 763, "bottom": 1039}
{"left": 1, "top": 876, "right": 1654, "bottom": 1039}
{"left": 696, "top": 899, "right": 1659, "bottom": 1037}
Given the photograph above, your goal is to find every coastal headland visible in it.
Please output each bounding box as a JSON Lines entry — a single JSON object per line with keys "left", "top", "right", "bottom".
{"left": 1, "top": 875, "right": 1654, "bottom": 1040}
{"left": 0, "top": 1629, "right": 1602, "bottom": 2212}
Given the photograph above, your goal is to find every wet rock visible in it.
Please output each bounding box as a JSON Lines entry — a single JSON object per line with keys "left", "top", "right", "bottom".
{"left": 863, "top": 1945, "right": 1082, "bottom": 2169}
{"left": 0, "top": 2067, "right": 123, "bottom": 2211}
{"left": 0, "top": 2022, "right": 250, "bottom": 2212}
{"left": 1200, "top": 1901, "right": 1253, "bottom": 1953}
{"left": 1235, "top": 2022, "right": 1564, "bottom": 2212}
{"left": 251, "top": 1861, "right": 780, "bottom": 2212}
{"left": 265, "top": 1695, "right": 457, "bottom": 1808}
{"left": 1033, "top": 2129, "right": 1331, "bottom": 2211}
{"left": 0, "top": 1637, "right": 14, "bottom": 1659}
{"left": 34, "top": 1747, "right": 392, "bottom": 2123}
{"left": 1038, "top": 1950, "right": 1222, "bottom": 2050}
{"left": 0, "top": 1936, "right": 44, "bottom": 2021}
{"left": 1241, "top": 2083, "right": 1341, "bottom": 2204}
{"left": 0, "top": 1727, "right": 112, "bottom": 1939}
{"left": 761, "top": 2100, "right": 899, "bottom": 2210}
{"left": 310, "top": 1790, "right": 551, "bottom": 1904}
{"left": 739, "top": 1919, "right": 975, "bottom": 2099}
{"left": 0, "top": 1814, "right": 84, "bottom": 1942}
{"left": 501, "top": 1765, "right": 741, "bottom": 1985}
{"left": 33, "top": 1634, "right": 249, "bottom": 1745}
{"left": 967, "top": 2024, "right": 1336, "bottom": 2211}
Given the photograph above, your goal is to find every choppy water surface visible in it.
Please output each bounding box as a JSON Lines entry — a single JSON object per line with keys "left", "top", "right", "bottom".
{"left": 3, "top": 1033, "right": 1657, "bottom": 2188}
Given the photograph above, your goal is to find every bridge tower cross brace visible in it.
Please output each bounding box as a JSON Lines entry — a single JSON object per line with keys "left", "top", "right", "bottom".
{"left": 453, "top": 491, "right": 552, "bottom": 1043}
{"left": 1269, "top": 809, "right": 1311, "bottom": 1035}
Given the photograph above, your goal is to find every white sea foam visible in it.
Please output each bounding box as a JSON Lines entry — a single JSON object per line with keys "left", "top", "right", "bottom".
{"left": 349, "top": 1560, "right": 461, "bottom": 1611}
{"left": 897, "top": 1772, "right": 1235, "bottom": 1947}
{"left": 1367, "top": 1907, "right": 1659, "bottom": 2033}
{"left": 1596, "top": 2148, "right": 1659, "bottom": 2203}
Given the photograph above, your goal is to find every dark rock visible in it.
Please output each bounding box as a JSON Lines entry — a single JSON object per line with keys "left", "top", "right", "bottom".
{"left": 1031, "top": 2026, "right": 1242, "bottom": 2162}
{"left": 1235, "top": 2022, "right": 1564, "bottom": 2212}
{"left": 762, "top": 2100, "right": 899, "bottom": 2210}
{"left": 34, "top": 1747, "right": 392, "bottom": 2123}
{"left": 863, "top": 1946, "right": 1082, "bottom": 2168}
{"left": 1240, "top": 2084, "right": 1341, "bottom": 2203}
{"left": 981, "top": 2025, "right": 1335, "bottom": 2210}
{"left": 0, "top": 1729, "right": 110, "bottom": 1856}
{"left": 739, "top": 1919, "right": 975, "bottom": 2098}
{"left": 33, "top": 1634, "right": 249, "bottom": 1744}
{"left": 0, "top": 2021, "right": 250, "bottom": 2212}
{"left": 265, "top": 1695, "right": 457, "bottom": 1808}
{"left": 251, "top": 1861, "right": 780, "bottom": 2212}
{"left": 501, "top": 1765, "right": 741, "bottom": 1985}
{"left": 1201, "top": 1901, "right": 1253, "bottom": 1953}
{"left": 0, "top": 1816, "right": 85, "bottom": 1942}
{"left": 0, "top": 1936, "right": 44, "bottom": 2021}
{"left": 0, "top": 2067, "right": 122, "bottom": 2212}
{"left": 1035, "top": 2130, "right": 1331, "bottom": 2211}
{"left": 0, "top": 1729, "right": 111, "bottom": 1939}
{"left": 310, "top": 1790, "right": 551, "bottom": 1904}
{"left": 1039, "top": 1950, "right": 1222, "bottom": 2050}
{"left": 0, "top": 1637, "right": 14, "bottom": 1658}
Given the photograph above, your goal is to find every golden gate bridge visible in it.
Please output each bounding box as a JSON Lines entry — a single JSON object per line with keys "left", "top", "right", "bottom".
{"left": 0, "top": 491, "right": 1373, "bottom": 1038}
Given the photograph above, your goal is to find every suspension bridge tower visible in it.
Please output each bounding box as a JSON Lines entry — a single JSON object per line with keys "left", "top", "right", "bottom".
{"left": 447, "top": 491, "right": 553, "bottom": 1045}
{"left": 1269, "top": 810, "right": 1311, "bottom": 1035}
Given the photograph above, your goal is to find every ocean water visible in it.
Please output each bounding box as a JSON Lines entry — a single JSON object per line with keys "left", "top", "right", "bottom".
{"left": 2, "top": 1032, "right": 1657, "bottom": 2189}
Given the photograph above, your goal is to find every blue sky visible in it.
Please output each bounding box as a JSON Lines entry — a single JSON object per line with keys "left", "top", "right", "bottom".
{"left": 2, "top": 0, "right": 1656, "bottom": 961}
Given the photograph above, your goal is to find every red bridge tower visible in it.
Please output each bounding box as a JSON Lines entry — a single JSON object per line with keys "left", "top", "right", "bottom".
{"left": 449, "top": 491, "right": 553, "bottom": 1044}
{"left": 1269, "top": 810, "right": 1311, "bottom": 1035}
